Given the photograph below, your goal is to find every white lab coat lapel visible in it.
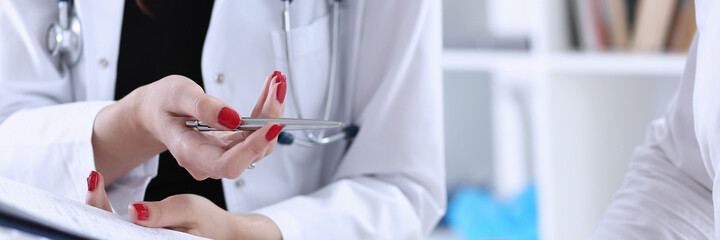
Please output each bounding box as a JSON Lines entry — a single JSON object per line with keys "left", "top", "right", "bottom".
{"left": 202, "top": 0, "right": 277, "bottom": 112}
{"left": 203, "top": 0, "right": 284, "bottom": 212}
{"left": 73, "top": 0, "right": 124, "bottom": 101}
{"left": 203, "top": 0, "right": 338, "bottom": 213}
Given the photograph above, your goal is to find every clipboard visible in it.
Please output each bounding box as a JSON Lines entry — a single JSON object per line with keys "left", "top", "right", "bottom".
{"left": 0, "top": 206, "right": 90, "bottom": 240}
{"left": 0, "top": 177, "right": 207, "bottom": 240}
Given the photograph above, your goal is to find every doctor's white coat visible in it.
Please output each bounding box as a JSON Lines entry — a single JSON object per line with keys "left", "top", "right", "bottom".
{"left": 0, "top": 0, "right": 446, "bottom": 239}
{"left": 593, "top": 0, "right": 720, "bottom": 238}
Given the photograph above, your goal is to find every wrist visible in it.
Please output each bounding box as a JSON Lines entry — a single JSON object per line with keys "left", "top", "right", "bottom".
{"left": 125, "top": 89, "right": 148, "bottom": 142}
{"left": 92, "top": 88, "right": 166, "bottom": 183}
{"left": 231, "top": 214, "right": 282, "bottom": 240}
{"left": 124, "top": 87, "right": 164, "bottom": 150}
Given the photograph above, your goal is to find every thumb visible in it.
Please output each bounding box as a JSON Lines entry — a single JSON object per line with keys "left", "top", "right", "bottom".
{"left": 85, "top": 171, "right": 112, "bottom": 212}
{"left": 128, "top": 194, "right": 199, "bottom": 228}
{"left": 204, "top": 101, "right": 242, "bottom": 131}
{"left": 169, "top": 80, "right": 241, "bottom": 130}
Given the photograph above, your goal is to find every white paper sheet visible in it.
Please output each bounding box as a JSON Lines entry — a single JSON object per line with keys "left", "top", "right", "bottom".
{"left": 0, "top": 177, "right": 207, "bottom": 239}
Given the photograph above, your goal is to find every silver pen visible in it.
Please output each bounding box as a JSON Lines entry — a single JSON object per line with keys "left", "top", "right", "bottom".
{"left": 185, "top": 118, "right": 344, "bottom": 131}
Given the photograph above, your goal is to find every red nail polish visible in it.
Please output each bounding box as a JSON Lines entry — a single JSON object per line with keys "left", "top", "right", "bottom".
{"left": 218, "top": 107, "right": 240, "bottom": 129}
{"left": 277, "top": 82, "right": 287, "bottom": 104}
{"left": 87, "top": 171, "right": 99, "bottom": 192}
{"left": 277, "top": 74, "right": 286, "bottom": 84}
{"left": 133, "top": 203, "right": 149, "bottom": 221}
{"left": 272, "top": 71, "right": 282, "bottom": 81}
{"left": 265, "top": 124, "right": 284, "bottom": 141}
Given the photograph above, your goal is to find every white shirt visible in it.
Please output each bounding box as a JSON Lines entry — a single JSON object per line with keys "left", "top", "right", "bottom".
{"left": 0, "top": 0, "right": 446, "bottom": 239}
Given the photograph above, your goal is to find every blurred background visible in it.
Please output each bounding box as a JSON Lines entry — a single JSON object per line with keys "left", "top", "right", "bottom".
{"left": 433, "top": 0, "right": 694, "bottom": 239}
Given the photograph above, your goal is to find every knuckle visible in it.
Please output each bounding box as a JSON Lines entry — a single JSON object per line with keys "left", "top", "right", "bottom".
{"left": 226, "top": 171, "right": 242, "bottom": 179}
{"left": 228, "top": 169, "right": 243, "bottom": 179}
{"left": 160, "top": 75, "right": 191, "bottom": 90}
{"left": 167, "top": 194, "right": 194, "bottom": 206}
{"left": 247, "top": 139, "right": 267, "bottom": 157}
{"left": 176, "top": 158, "right": 206, "bottom": 180}
{"left": 193, "top": 96, "right": 211, "bottom": 118}
{"left": 174, "top": 155, "right": 189, "bottom": 168}
{"left": 188, "top": 170, "right": 209, "bottom": 181}
{"left": 166, "top": 74, "right": 192, "bottom": 84}
{"left": 149, "top": 203, "right": 163, "bottom": 226}
{"left": 162, "top": 76, "right": 202, "bottom": 104}
{"left": 266, "top": 143, "right": 276, "bottom": 155}
{"left": 171, "top": 138, "right": 197, "bottom": 167}
{"left": 218, "top": 163, "right": 241, "bottom": 179}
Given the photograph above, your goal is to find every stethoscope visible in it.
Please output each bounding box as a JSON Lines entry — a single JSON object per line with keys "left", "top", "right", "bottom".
{"left": 46, "top": 0, "right": 358, "bottom": 147}
{"left": 46, "top": 0, "right": 82, "bottom": 66}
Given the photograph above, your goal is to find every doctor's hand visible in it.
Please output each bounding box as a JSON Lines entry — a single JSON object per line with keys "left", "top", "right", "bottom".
{"left": 92, "top": 71, "right": 287, "bottom": 183}
{"left": 85, "top": 171, "right": 282, "bottom": 240}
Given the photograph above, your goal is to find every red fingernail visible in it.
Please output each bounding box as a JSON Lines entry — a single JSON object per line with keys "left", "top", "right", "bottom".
{"left": 277, "top": 82, "right": 287, "bottom": 104}
{"left": 87, "top": 171, "right": 99, "bottom": 192}
{"left": 265, "top": 124, "right": 284, "bottom": 141}
{"left": 133, "top": 203, "right": 149, "bottom": 221}
{"left": 218, "top": 107, "right": 240, "bottom": 129}
{"left": 277, "top": 74, "right": 287, "bottom": 84}
{"left": 272, "top": 71, "right": 282, "bottom": 81}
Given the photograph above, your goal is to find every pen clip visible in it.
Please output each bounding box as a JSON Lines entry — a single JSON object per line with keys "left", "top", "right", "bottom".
{"left": 185, "top": 120, "right": 218, "bottom": 131}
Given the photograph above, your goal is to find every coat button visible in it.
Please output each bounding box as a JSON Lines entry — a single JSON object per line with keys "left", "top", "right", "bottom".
{"left": 98, "top": 58, "right": 109, "bottom": 68}
{"left": 235, "top": 178, "right": 245, "bottom": 188}
{"left": 215, "top": 73, "right": 225, "bottom": 84}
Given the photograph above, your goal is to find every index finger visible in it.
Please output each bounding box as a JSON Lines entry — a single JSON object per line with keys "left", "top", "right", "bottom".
{"left": 212, "top": 123, "right": 284, "bottom": 178}
{"left": 251, "top": 71, "right": 283, "bottom": 117}
{"left": 160, "top": 121, "right": 225, "bottom": 180}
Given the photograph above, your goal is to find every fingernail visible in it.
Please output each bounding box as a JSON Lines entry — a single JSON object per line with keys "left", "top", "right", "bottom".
{"left": 272, "top": 71, "right": 282, "bottom": 81}
{"left": 277, "top": 82, "right": 287, "bottom": 104}
{"left": 218, "top": 107, "right": 240, "bottom": 129}
{"left": 133, "top": 203, "right": 149, "bottom": 221}
{"left": 277, "top": 74, "right": 287, "bottom": 84}
{"left": 265, "top": 124, "right": 284, "bottom": 141}
{"left": 87, "top": 171, "right": 99, "bottom": 192}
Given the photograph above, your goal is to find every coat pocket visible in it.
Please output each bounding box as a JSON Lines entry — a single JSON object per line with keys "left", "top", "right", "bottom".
{"left": 271, "top": 14, "right": 331, "bottom": 119}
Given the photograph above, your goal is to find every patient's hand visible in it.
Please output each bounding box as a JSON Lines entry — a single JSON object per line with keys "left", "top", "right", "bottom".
{"left": 85, "top": 171, "right": 282, "bottom": 240}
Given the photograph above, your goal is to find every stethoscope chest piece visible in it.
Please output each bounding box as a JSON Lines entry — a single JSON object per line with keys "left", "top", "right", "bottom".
{"left": 46, "top": 0, "right": 82, "bottom": 66}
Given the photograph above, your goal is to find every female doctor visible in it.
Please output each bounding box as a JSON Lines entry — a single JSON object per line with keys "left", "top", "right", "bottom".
{"left": 0, "top": 0, "right": 446, "bottom": 239}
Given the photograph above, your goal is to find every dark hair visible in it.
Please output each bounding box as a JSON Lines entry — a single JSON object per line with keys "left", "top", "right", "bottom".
{"left": 136, "top": 0, "right": 154, "bottom": 17}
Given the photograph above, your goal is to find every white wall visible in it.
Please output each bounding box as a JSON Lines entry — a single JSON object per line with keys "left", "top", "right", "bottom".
{"left": 547, "top": 75, "right": 679, "bottom": 239}
{"left": 443, "top": 72, "right": 494, "bottom": 190}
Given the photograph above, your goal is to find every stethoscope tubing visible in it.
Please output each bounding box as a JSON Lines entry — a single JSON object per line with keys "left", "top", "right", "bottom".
{"left": 280, "top": 0, "right": 357, "bottom": 147}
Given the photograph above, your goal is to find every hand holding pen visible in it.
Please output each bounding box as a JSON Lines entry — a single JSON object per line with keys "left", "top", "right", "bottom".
{"left": 92, "top": 71, "right": 287, "bottom": 183}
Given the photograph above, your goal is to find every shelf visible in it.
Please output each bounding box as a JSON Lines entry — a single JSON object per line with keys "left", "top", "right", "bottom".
{"left": 443, "top": 49, "right": 532, "bottom": 72}
{"left": 546, "top": 52, "right": 687, "bottom": 76}
{"left": 444, "top": 49, "right": 687, "bottom": 76}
